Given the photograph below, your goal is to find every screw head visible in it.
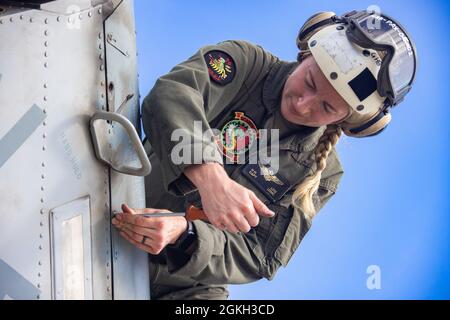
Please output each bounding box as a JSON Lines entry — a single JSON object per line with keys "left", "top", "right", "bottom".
{"left": 357, "top": 105, "right": 365, "bottom": 111}
{"left": 330, "top": 72, "right": 338, "bottom": 80}
{"left": 310, "top": 40, "right": 317, "bottom": 47}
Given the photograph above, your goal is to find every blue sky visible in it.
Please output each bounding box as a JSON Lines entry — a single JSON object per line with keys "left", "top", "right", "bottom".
{"left": 135, "top": 0, "right": 450, "bottom": 299}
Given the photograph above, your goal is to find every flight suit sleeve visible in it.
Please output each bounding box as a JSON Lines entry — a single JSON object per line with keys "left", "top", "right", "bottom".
{"left": 164, "top": 167, "right": 344, "bottom": 284}
{"left": 142, "top": 40, "right": 266, "bottom": 196}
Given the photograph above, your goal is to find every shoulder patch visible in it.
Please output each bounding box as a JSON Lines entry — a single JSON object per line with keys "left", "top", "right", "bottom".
{"left": 241, "top": 163, "right": 292, "bottom": 203}
{"left": 204, "top": 50, "right": 235, "bottom": 85}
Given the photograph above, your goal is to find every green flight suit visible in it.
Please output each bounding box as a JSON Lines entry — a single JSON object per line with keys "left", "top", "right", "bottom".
{"left": 141, "top": 40, "right": 344, "bottom": 300}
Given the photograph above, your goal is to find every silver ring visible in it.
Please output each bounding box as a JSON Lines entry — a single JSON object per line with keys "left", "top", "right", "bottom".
{"left": 141, "top": 235, "right": 147, "bottom": 244}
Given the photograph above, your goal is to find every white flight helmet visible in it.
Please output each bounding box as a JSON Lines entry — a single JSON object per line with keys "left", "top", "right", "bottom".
{"left": 297, "top": 10, "right": 418, "bottom": 137}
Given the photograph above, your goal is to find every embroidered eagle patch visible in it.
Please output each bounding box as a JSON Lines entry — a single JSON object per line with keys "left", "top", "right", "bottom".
{"left": 204, "top": 50, "right": 235, "bottom": 85}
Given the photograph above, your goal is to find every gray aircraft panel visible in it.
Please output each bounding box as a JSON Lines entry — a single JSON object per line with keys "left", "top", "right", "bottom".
{"left": 0, "top": 8, "right": 56, "bottom": 300}
{"left": 105, "top": 0, "right": 150, "bottom": 300}
{"left": 0, "top": 0, "right": 149, "bottom": 300}
{"left": 0, "top": 4, "right": 110, "bottom": 300}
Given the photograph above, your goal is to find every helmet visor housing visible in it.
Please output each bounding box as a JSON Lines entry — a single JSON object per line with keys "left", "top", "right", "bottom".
{"left": 343, "top": 11, "right": 418, "bottom": 105}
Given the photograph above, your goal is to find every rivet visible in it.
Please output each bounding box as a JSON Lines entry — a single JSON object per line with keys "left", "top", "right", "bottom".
{"left": 98, "top": 8, "right": 102, "bottom": 14}
{"left": 41, "top": 198, "right": 44, "bottom": 203}
{"left": 362, "top": 50, "right": 371, "bottom": 57}
{"left": 43, "top": 133, "right": 46, "bottom": 138}
{"left": 57, "top": 16, "right": 61, "bottom": 22}
{"left": 10, "top": 17, "right": 13, "bottom": 22}
{"left": 44, "top": 83, "right": 48, "bottom": 88}
{"left": 68, "top": 17, "right": 73, "bottom": 23}
{"left": 38, "top": 272, "right": 41, "bottom": 276}
{"left": 41, "top": 186, "right": 44, "bottom": 191}
{"left": 44, "top": 41, "right": 49, "bottom": 47}
{"left": 357, "top": 105, "right": 365, "bottom": 111}
{"left": 44, "top": 51, "right": 48, "bottom": 57}
{"left": 310, "top": 40, "right": 317, "bottom": 47}
{"left": 38, "top": 261, "right": 42, "bottom": 266}
{"left": 100, "top": 64, "right": 104, "bottom": 71}
{"left": 41, "top": 174, "right": 45, "bottom": 179}
{"left": 336, "top": 25, "right": 344, "bottom": 31}
{"left": 30, "top": 17, "right": 34, "bottom": 23}
{"left": 42, "top": 146, "right": 46, "bottom": 151}
{"left": 79, "top": 13, "right": 83, "bottom": 20}
{"left": 42, "top": 162, "right": 45, "bottom": 167}
{"left": 99, "top": 53, "right": 103, "bottom": 60}
{"left": 0, "top": 20, "right": 3, "bottom": 24}
{"left": 20, "top": 15, "right": 24, "bottom": 20}
{"left": 88, "top": 12, "right": 92, "bottom": 18}
{"left": 37, "top": 284, "right": 41, "bottom": 288}
{"left": 43, "top": 121, "right": 47, "bottom": 126}
{"left": 107, "top": 287, "right": 110, "bottom": 292}
{"left": 100, "top": 81, "right": 105, "bottom": 86}
{"left": 101, "top": 93, "right": 105, "bottom": 98}
{"left": 44, "top": 29, "right": 49, "bottom": 36}
{"left": 44, "top": 62, "right": 48, "bottom": 68}
{"left": 43, "top": 96, "right": 48, "bottom": 101}
{"left": 99, "top": 43, "right": 102, "bottom": 50}
{"left": 98, "top": 32, "right": 102, "bottom": 39}
{"left": 37, "top": 294, "right": 40, "bottom": 299}
{"left": 39, "top": 234, "right": 43, "bottom": 238}
{"left": 330, "top": 72, "right": 338, "bottom": 80}
{"left": 45, "top": 18, "right": 48, "bottom": 24}
{"left": 39, "top": 221, "right": 43, "bottom": 226}
{"left": 40, "top": 209, "right": 44, "bottom": 214}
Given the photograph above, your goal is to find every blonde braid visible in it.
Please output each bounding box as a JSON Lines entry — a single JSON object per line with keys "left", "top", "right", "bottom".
{"left": 291, "top": 125, "right": 342, "bottom": 220}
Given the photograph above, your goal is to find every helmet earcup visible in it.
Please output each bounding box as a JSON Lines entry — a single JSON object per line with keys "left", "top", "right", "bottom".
{"left": 342, "top": 110, "right": 392, "bottom": 138}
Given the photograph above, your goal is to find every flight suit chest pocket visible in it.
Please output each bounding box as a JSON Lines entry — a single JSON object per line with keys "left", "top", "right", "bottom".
{"left": 254, "top": 204, "right": 292, "bottom": 258}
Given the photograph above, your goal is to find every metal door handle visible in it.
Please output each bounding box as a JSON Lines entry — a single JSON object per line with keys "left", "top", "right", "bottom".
{"left": 90, "top": 111, "right": 151, "bottom": 176}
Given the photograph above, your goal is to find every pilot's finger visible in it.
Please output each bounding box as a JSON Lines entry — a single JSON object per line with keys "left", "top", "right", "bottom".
{"left": 249, "top": 192, "right": 275, "bottom": 218}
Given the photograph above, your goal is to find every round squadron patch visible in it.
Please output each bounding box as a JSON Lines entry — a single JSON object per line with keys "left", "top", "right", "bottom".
{"left": 204, "top": 50, "right": 235, "bottom": 85}
{"left": 216, "top": 112, "right": 259, "bottom": 163}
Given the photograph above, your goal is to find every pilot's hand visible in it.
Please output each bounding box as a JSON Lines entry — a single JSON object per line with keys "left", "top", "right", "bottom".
{"left": 184, "top": 163, "right": 275, "bottom": 233}
{"left": 112, "top": 204, "right": 187, "bottom": 255}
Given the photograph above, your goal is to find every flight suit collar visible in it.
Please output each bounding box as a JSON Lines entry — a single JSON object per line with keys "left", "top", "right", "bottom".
{"left": 262, "top": 60, "right": 326, "bottom": 153}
